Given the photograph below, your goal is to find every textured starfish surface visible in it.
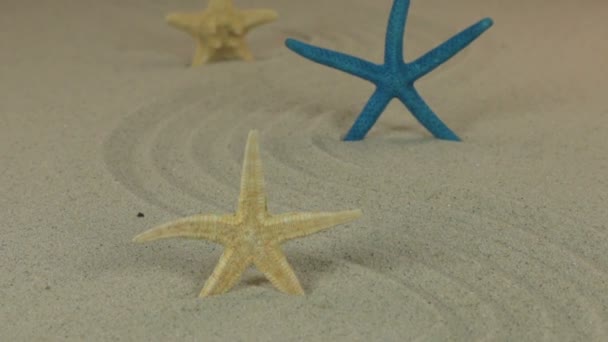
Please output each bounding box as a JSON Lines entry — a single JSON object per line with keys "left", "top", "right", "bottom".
{"left": 133, "top": 130, "right": 362, "bottom": 297}
{"left": 285, "top": 0, "right": 493, "bottom": 141}
{"left": 166, "top": 0, "right": 278, "bottom": 66}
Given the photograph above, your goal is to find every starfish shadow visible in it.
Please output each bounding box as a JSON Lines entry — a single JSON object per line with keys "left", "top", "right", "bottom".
{"left": 241, "top": 251, "right": 338, "bottom": 293}
{"left": 330, "top": 106, "right": 430, "bottom": 143}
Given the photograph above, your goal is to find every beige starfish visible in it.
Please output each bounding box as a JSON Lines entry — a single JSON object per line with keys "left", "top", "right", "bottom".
{"left": 166, "top": 0, "right": 278, "bottom": 66}
{"left": 133, "top": 130, "right": 362, "bottom": 297}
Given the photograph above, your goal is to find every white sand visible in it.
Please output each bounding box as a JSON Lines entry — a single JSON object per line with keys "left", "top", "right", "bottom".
{"left": 1, "top": 0, "right": 607, "bottom": 340}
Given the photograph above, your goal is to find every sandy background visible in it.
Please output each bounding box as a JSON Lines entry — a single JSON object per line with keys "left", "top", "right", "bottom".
{"left": 1, "top": 0, "right": 607, "bottom": 340}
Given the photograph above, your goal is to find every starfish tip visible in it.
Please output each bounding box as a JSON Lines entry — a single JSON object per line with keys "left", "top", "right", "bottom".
{"left": 342, "top": 134, "right": 362, "bottom": 142}
{"left": 480, "top": 17, "right": 494, "bottom": 29}
{"left": 284, "top": 38, "right": 302, "bottom": 51}
{"left": 444, "top": 134, "right": 462, "bottom": 142}
{"left": 165, "top": 13, "right": 179, "bottom": 23}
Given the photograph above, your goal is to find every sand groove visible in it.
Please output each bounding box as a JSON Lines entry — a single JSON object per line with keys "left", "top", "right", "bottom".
{"left": 106, "top": 91, "right": 608, "bottom": 337}
{"left": 86, "top": 1, "right": 608, "bottom": 340}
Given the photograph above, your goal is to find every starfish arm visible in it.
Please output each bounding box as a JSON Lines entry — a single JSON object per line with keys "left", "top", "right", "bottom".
{"left": 409, "top": 18, "right": 494, "bottom": 80}
{"left": 396, "top": 87, "right": 460, "bottom": 141}
{"left": 200, "top": 246, "right": 252, "bottom": 297}
{"left": 384, "top": 0, "right": 410, "bottom": 66}
{"left": 132, "top": 214, "right": 236, "bottom": 245}
{"left": 166, "top": 12, "right": 202, "bottom": 36}
{"left": 343, "top": 88, "right": 393, "bottom": 141}
{"left": 285, "top": 38, "right": 382, "bottom": 83}
{"left": 254, "top": 246, "right": 304, "bottom": 295}
{"left": 266, "top": 210, "right": 362, "bottom": 243}
{"left": 241, "top": 9, "right": 278, "bottom": 31}
{"left": 237, "top": 130, "right": 266, "bottom": 214}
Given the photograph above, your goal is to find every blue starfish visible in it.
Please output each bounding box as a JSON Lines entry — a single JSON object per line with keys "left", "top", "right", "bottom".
{"left": 285, "top": 0, "right": 493, "bottom": 141}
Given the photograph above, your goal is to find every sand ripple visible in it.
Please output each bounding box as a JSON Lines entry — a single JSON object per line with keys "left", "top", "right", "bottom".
{"left": 100, "top": 4, "right": 608, "bottom": 340}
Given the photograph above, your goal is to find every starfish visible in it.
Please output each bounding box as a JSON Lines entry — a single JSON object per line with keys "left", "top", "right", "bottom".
{"left": 166, "top": 0, "right": 278, "bottom": 66}
{"left": 133, "top": 130, "right": 362, "bottom": 297}
{"left": 285, "top": 0, "right": 493, "bottom": 141}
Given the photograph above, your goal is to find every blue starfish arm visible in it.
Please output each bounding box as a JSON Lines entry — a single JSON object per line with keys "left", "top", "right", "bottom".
{"left": 285, "top": 38, "right": 383, "bottom": 83}
{"left": 343, "top": 88, "right": 393, "bottom": 141}
{"left": 408, "top": 18, "right": 494, "bottom": 81}
{"left": 384, "top": 0, "right": 410, "bottom": 67}
{"left": 396, "top": 87, "right": 460, "bottom": 141}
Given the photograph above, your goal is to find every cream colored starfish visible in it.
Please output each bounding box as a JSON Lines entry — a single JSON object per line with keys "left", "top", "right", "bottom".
{"left": 133, "top": 130, "right": 362, "bottom": 297}
{"left": 166, "top": 0, "right": 278, "bottom": 66}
